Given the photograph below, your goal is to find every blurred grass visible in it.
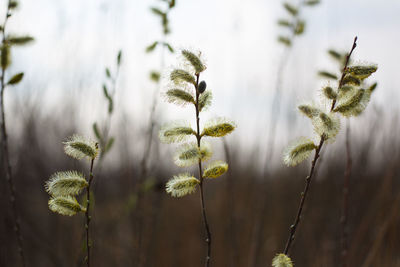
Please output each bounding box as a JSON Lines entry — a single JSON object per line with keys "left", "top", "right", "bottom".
{"left": 0, "top": 102, "right": 399, "bottom": 267}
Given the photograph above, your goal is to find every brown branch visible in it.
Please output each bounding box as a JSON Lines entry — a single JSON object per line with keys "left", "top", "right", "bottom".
{"left": 85, "top": 158, "right": 95, "bottom": 267}
{"left": 194, "top": 73, "right": 212, "bottom": 267}
{"left": 0, "top": 2, "right": 26, "bottom": 266}
{"left": 282, "top": 36, "right": 358, "bottom": 256}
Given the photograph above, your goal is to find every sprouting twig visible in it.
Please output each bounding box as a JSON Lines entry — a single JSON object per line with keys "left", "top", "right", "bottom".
{"left": 283, "top": 36, "right": 358, "bottom": 255}
{"left": 0, "top": 2, "right": 26, "bottom": 266}
{"left": 194, "top": 73, "right": 212, "bottom": 267}
{"left": 85, "top": 158, "right": 95, "bottom": 267}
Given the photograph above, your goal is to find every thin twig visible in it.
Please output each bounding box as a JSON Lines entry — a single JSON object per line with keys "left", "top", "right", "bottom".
{"left": 0, "top": 1, "right": 26, "bottom": 266}
{"left": 194, "top": 73, "right": 212, "bottom": 267}
{"left": 85, "top": 158, "right": 95, "bottom": 267}
{"left": 283, "top": 36, "right": 357, "bottom": 255}
{"left": 134, "top": 36, "right": 167, "bottom": 267}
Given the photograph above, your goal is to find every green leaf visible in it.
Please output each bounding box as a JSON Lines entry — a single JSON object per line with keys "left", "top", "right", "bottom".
{"left": 103, "top": 84, "right": 109, "bottom": 98}
{"left": 7, "top": 36, "right": 34, "bottom": 46}
{"left": 294, "top": 20, "right": 305, "bottom": 35}
{"left": 328, "top": 49, "right": 343, "bottom": 61}
{"left": 7, "top": 72, "right": 24, "bottom": 85}
{"left": 304, "top": 0, "right": 320, "bottom": 6}
{"left": 8, "top": 1, "right": 18, "bottom": 9}
{"left": 146, "top": 41, "right": 158, "bottom": 53}
{"left": 108, "top": 97, "right": 113, "bottom": 114}
{"left": 277, "top": 36, "right": 291, "bottom": 46}
{"left": 105, "top": 68, "right": 111, "bottom": 78}
{"left": 318, "top": 71, "right": 338, "bottom": 80}
{"left": 164, "top": 42, "right": 174, "bottom": 53}
{"left": 92, "top": 123, "right": 102, "bottom": 141}
{"left": 150, "top": 71, "right": 160, "bottom": 83}
{"left": 150, "top": 7, "right": 165, "bottom": 17}
{"left": 104, "top": 137, "right": 115, "bottom": 153}
{"left": 277, "top": 19, "right": 292, "bottom": 27}
{"left": 169, "top": 0, "right": 176, "bottom": 8}
{"left": 369, "top": 82, "right": 377, "bottom": 93}
{"left": 117, "top": 50, "right": 122, "bottom": 65}
{"left": 283, "top": 2, "right": 298, "bottom": 16}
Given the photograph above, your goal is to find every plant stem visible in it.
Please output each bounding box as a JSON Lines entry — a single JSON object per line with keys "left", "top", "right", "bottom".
{"left": 282, "top": 36, "right": 357, "bottom": 256}
{"left": 194, "top": 73, "right": 211, "bottom": 267}
{"left": 283, "top": 136, "right": 324, "bottom": 254}
{"left": 0, "top": 2, "right": 26, "bottom": 266}
{"left": 85, "top": 158, "right": 95, "bottom": 267}
{"left": 341, "top": 120, "right": 352, "bottom": 267}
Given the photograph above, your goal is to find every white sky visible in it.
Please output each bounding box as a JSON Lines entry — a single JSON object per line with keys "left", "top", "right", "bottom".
{"left": 2, "top": 0, "right": 400, "bottom": 165}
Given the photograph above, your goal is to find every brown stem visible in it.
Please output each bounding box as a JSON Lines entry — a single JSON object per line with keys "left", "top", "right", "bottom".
{"left": 0, "top": 2, "right": 26, "bottom": 266}
{"left": 283, "top": 136, "right": 324, "bottom": 254}
{"left": 282, "top": 36, "right": 358, "bottom": 256}
{"left": 341, "top": 120, "right": 352, "bottom": 267}
{"left": 85, "top": 158, "right": 95, "bottom": 267}
{"left": 194, "top": 73, "right": 212, "bottom": 267}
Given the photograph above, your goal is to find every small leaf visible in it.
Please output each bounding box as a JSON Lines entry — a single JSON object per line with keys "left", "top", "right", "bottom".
{"left": 104, "top": 137, "right": 115, "bottom": 153}
{"left": 63, "top": 135, "right": 99, "bottom": 160}
{"left": 9, "top": 1, "right": 18, "bottom": 9}
{"left": 345, "top": 65, "right": 377, "bottom": 80}
{"left": 342, "top": 74, "right": 361, "bottom": 86}
{"left": 202, "top": 117, "right": 236, "bottom": 137}
{"left": 173, "top": 141, "right": 212, "bottom": 167}
{"left": 150, "top": 71, "right": 160, "bottom": 82}
{"left": 103, "top": 84, "right": 109, "bottom": 98}
{"left": 312, "top": 112, "right": 340, "bottom": 140}
{"left": 45, "top": 171, "right": 88, "bottom": 196}
{"left": 150, "top": 7, "right": 165, "bottom": 17}
{"left": 170, "top": 69, "right": 196, "bottom": 85}
{"left": 117, "top": 50, "right": 122, "bottom": 65}
{"left": 298, "top": 104, "right": 321, "bottom": 119}
{"left": 7, "top": 35, "right": 34, "bottom": 46}
{"left": 283, "top": 2, "right": 298, "bottom": 16}
{"left": 322, "top": 86, "right": 337, "bottom": 100}
{"left": 105, "top": 68, "right": 111, "bottom": 78}
{"left": 48, "top": 196, "right": 86, "bottom": 216}
{"left": 328, "top": 49, "right": 343, "bottom": 61}
{"left": 108, "top": 97, "right": 113, "bottom": 114}
{"left": 7, "top": 72, "right": 24, "bottom": 85}
{"left": 159, "top": 121, "right": 196, "bottom": 143}
{"left": 334, "top": 88, "right": 371, "bottom": 117}
{"left": 146, "top": 41, "right": 158, "bottom": 53}
{"left": 277, "top": 19, "right": 292, "bottom": 27}
{"left": 318, "top": 71, "right": 338, "bottom": 80}
{"left": 164, "top": 42, "right": 174, "bottom": 53}
{"left": 199, "top": 91, "right": 212, "bottom": 112}
{"left": 165, "top": 89, "right": 195, "bottom": 106}
{"left": 294, "top": 20, "right": 305, "bottom": 35}
{"left": 283, "top": 137, "right": 316, "bottom": 167}
{"left": 369, "top": 82, "right": 377, "bottom": 93}
{"left": 203, "top": 161, "right": 228, "bottom": 179}
{"left": 181, "top": 49, "right": 206, "bottom": 73}
{"left": 166, "top": 174, "right": 200, "bottom": 197}
{"left": 277, "top": 36, "right": 291, "bottom": 46}
{"left": 92, "top": 123, "right": 102, "bottom": 141}
{"left": 304, "top": 0, "right": 320, "bottom": 6}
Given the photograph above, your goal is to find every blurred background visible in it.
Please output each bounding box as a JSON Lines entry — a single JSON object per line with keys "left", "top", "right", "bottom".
{"left": 1, "top": 0, "right": 399, "bottom": 266}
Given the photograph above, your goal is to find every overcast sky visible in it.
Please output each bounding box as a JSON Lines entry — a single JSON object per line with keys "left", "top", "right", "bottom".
{"left": 2, "top": 0, "right": 399, "bottom": 163}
